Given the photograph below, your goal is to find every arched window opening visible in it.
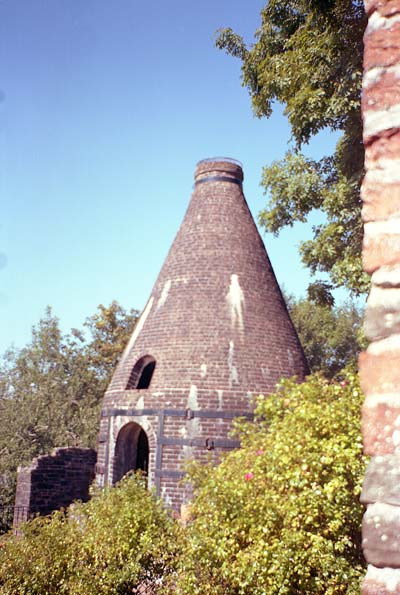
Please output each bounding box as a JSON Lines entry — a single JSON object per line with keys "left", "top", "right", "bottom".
{"left": 126, "top": 355, "right": 156, "bottom": 390}
{"left": 136, "top": 360, "right": 156, "bottom": 389}
{"left": 112, "top": 422, "right": 149, "bottom": 485}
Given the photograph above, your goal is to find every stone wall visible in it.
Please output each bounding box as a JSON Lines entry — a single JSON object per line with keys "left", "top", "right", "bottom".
{"left": 13, "top": 447, "right": 96, "bottom": 529}
{"left": 359, "top": 0, "right": 400, "bottom": 592}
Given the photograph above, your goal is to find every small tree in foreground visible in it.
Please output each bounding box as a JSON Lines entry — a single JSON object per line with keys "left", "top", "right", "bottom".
{"left": 171, "top": 371, "right": 367, "bottom": 595}
{"left": 0, "top": 475, "right": 180, "bottom": 595}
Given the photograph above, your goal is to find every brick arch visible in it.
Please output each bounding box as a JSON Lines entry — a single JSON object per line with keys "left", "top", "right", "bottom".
{"left": 110, "top": 417, "right": 157, "bottom": 487}
{"left": 112, "top": 421, "right": 149, "bottom": 484}
{"left": 125, "top": 355, "right": 156, "bottom": 390}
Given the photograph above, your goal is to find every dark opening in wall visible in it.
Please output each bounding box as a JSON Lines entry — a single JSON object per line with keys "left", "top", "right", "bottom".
{"left": 126, "top": 355, "right": 156, "bottom": 390}
{"left": 112, "top": 423, "right": 149, "bottom": 485}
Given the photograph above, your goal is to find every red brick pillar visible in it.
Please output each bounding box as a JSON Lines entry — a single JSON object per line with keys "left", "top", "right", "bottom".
{"left": 359, "top": 1, "right": 400, "bottom": 592}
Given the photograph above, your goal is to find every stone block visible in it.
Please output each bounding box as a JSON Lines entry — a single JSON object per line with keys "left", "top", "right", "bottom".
{"left": 364, "top": 0, "right": 400, "bottom": 18}
{"left": 363, "top": 566, "right": 400, "bottom": 595}
{"left": 365, "top": 285, "right": 400, "bottom": 340}
{"left": 362, "top": 183, "right": 400, "bottom": 222}
{"left": 372, "top": 265, "right": 400, "bottom": 288}
{"left": 363, "top": 72, "right": 400, "bottom": 112}
{"left": 360, "top": 349, "right": 400, "bottom": 395}
{"left": 363, "top": 501, "right": 400, "bottom": 567}
{"left": 363, "top": 224, "right": 400, "bottom": 273}
{"left": 362, "top": 401, "right": 400, "bottom": 455}
{"left": 364, "top": 24, "right": 400, "bottom": 70}
{"left": 365, "top": 306, "right": 400, "bottom": 340}
{"left": 361, "top": 454, "right": 400, "bottom": 504}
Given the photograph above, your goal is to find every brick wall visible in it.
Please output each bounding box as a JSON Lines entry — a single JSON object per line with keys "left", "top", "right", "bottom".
{"left": 13, "top": 447, "right": 96, "bottom": 529}
{"left": 359, "top": 1, "right": 400, "bottom": 592}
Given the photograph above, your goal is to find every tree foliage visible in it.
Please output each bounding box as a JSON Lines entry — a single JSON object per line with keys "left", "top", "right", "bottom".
{"left": 216, "top": 0, "right": 368, "bottom": 298}
{"left": 0, "top": 475, "right": 179, "bottom": 595}
{"left": 286, "top": 295, "right": 365, "bottom": 378}
{"left": 0, "top": 302, "right": 138, "bottom": 511}
{"left": 172, "top": 371, "right": 366, "bottom": 595}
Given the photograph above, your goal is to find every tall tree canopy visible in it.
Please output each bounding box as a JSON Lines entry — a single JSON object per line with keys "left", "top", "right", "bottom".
{"left": 216, "top": 0, "right": 368, "bottom": 299}
{"left": 286, "top": 295, "right": 365, "bottom": 378}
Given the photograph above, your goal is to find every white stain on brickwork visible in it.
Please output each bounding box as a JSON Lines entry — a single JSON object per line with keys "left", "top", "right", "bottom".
{"left": 136, "top": 396, "right": 144, "bottom": 410}
{"left": 365, "top": 392, "right": 400, "bottom": 408}
{"left": 364, "top": 107, "right": 400, "bottom": 141}
{"left": 157, "top": 280, "right": 171, "bottom": 310}
{"left": 368, "top": 11, "right": 400, "bottom": 33}
{"left": 363, "top": 66, "right": 385, "bottom": 89}
{"left": 363, "top": 65, "right": 400, "bottom": 89}
{"left": 393, "top": 429, "right": 400, "bottom": 447}
{"left": 368, "top": 333, "right": 400, "bottom": 356}
{"left": 187, "top": 384, "right": 198, "bottom": 410}
{"left": 366, "top": 565, "right": 400, "bottom": 593}
{"left": 368, "top": 501, "right": 400, "bottom": 524}
{"left": 161, "top": 486, "right": 172, "bottom": 507}
{"left": 365, "top": 219, "right": 400, "bottom": 237}
{"left": 226, "top": 274, "right": 245, "bottom": 330}
{"left": 217, "top": 390, "right": 223, "bottom": 410}
{"left": 120, "top": 297, "right": 154, "bottom": 364}
{"left": 106, "top": 416, "right": 116, "bottom": 485}
{"left": 228, "top": 341, "right": 239, "bottom": 386}
{"left": 372, "top": 265, "right": 400, "bottom": 288}
{"left": 368, "top": 285, "right": 400, "bottom": 309}
{"left": 186, "top": 384, "right": 200, "bottom": 439}
{"left": 200, "top": 364, "right": 207, "bottom": 378}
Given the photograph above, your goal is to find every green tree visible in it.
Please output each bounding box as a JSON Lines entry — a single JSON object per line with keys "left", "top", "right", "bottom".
{"left": 216, "top": 0, "right": 368, "bottom": 299}
{"left": 0, "top": 475, "right": 180, "bottom": 595}
{"left": 172, "top": 371, "right": 367, "bottom": 595}
{"left": 286, "top": 295, "right": 365, "bottom": 378}
{"left": 0, "top": 303, "right": 138, "bottom": 514}
{"left": 76, "top": 300, "right": 139, "bottom": 390}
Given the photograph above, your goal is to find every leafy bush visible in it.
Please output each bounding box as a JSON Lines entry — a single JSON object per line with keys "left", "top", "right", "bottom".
{"left": 0, "top": 475, "right": 180, "bottom": 595}
{"left": 0, "top": 372, "right": 366, "bottom": 595}
{"left": 172, "top": 371, "right": 367, "bottom": 595}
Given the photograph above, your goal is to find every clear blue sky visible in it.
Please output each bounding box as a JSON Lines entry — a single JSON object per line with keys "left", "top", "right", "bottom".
{"left": 1, "top": 0, "right": 338, "bottom": 353}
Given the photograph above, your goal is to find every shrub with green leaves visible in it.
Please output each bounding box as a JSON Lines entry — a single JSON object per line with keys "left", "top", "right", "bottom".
{"left": 0, "top": 373, "right": 366, "bottom": 595}
{"left": 172, "top": 371, "right": 367, "bottom": 595}
{"left": 0, "top": 475, "right": 180, "bottom": 595}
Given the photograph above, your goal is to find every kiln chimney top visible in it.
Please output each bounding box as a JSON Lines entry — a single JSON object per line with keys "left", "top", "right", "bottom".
{"left": 195, "top": 157, "right": 244, "bottom": 185}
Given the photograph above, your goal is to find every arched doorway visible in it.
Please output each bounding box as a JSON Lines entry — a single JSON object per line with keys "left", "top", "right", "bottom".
{"left": 112, "top": 422, "right": 149, "bottom": 485}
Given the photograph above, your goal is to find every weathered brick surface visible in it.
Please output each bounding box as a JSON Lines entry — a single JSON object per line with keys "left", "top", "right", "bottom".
{"left": 365, "top": 0, "right": 400, "bottom": 17}
{"left": 363, "top": 502, "right": 400, "bottom": 567}
{"left": 362, "top": 401, "right": 400, "bottom": 455}
{"left": 360, "top": 348, "right": 400, "bottom": 396}
{"left": 364, "top": 23, "right": 400, "bottom": 70}
{"left": 13, "top": 447, "right": 96, "bottom": 529}
{"left": 361, "top": 454, "right": 400, "bottom": 505}
{"left": 96, "top": 159, "right": 308, "bottom": 510}
{"left": 363, "top": 225, "right": 400, "bottom": 273}
{"left": 361, "top": 0, "right": 400, "bottom": 577}
{"left": 363, "top": 566, "right": 400, "bottom": 595}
